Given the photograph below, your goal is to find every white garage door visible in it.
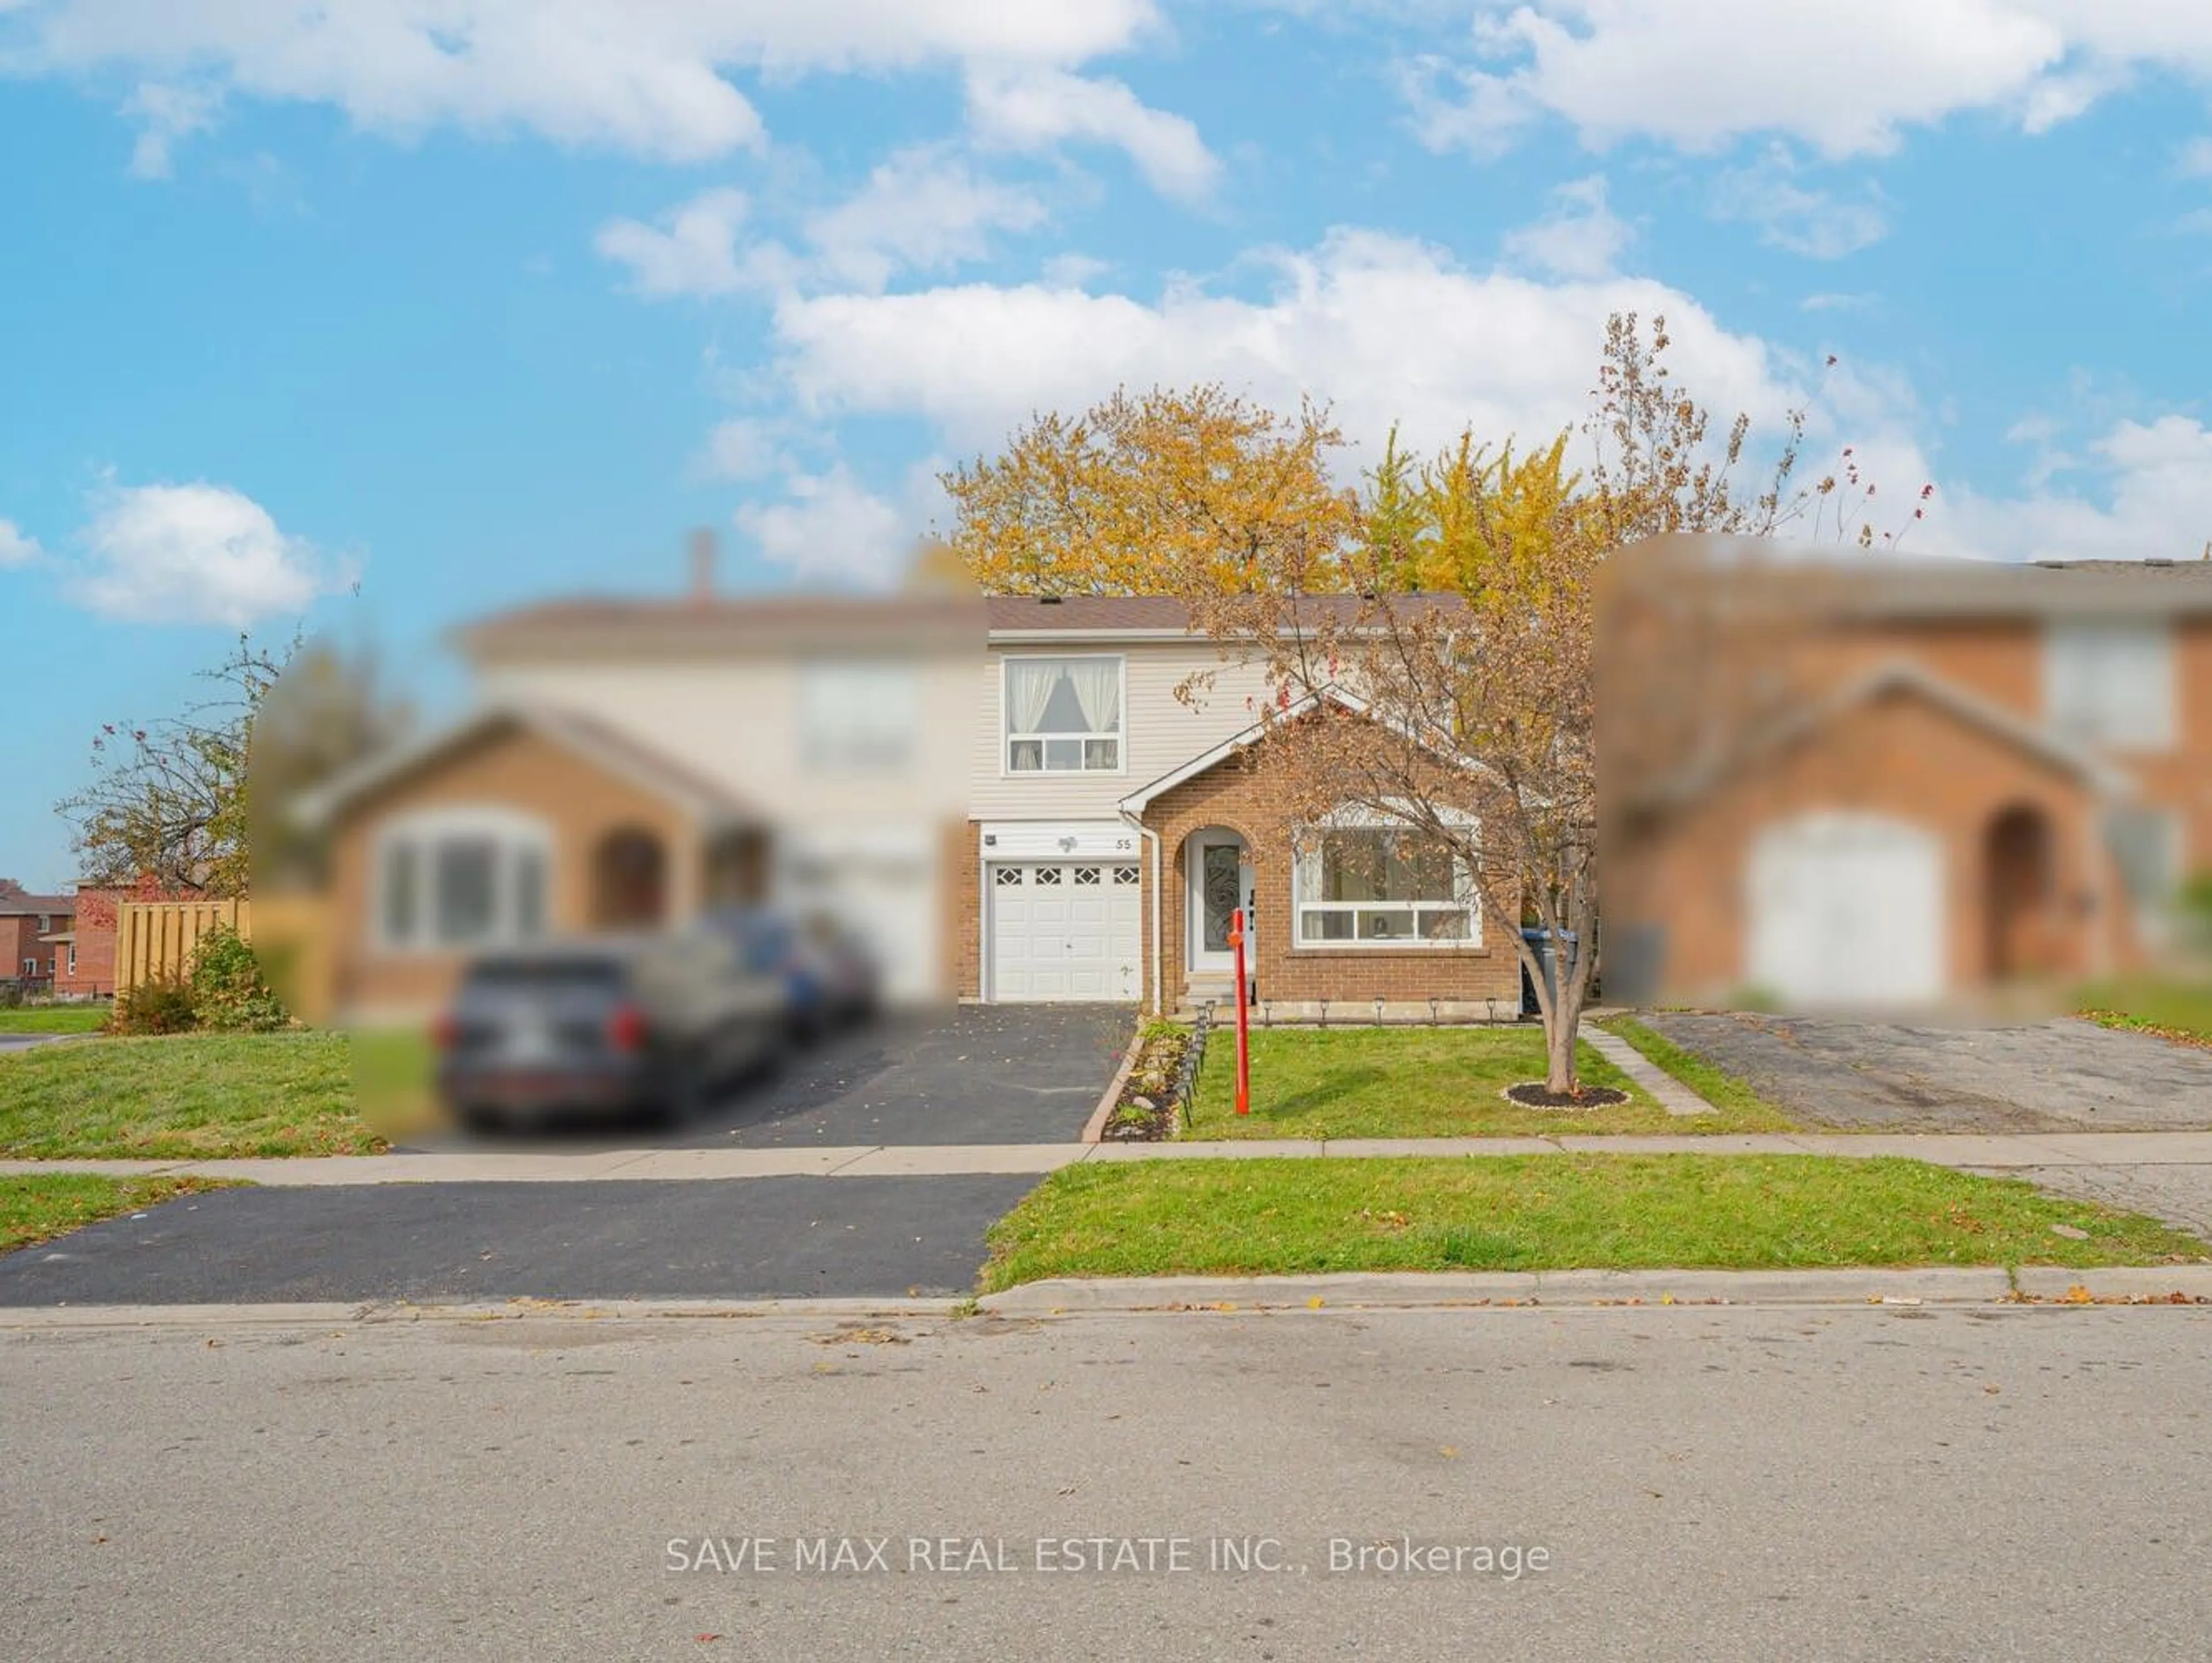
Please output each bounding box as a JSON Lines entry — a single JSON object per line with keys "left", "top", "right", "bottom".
{"left": 1747, "top": 813, "right": 1945, "bottom": 1009}
{"left": 988, "top": 862, "right": 1142, "bottom": 1002}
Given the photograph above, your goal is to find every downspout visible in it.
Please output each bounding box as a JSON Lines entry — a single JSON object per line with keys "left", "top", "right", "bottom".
{"left": 1125, "top": 810, "right": 1163, "bottom": 1017}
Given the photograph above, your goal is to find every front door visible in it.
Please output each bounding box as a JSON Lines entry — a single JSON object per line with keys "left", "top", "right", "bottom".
{"left": 1187, "top": 832, "right": 1252, "bottom": 977}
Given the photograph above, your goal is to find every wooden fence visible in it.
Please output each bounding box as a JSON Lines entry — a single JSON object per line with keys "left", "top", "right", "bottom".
{"left": 113, "top": 899, "right": 253, "bottom": 995}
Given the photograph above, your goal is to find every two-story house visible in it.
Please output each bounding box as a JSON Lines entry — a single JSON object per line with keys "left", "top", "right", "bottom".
{"left": 1597, "top": 536, "right": 2212, "bottom": 1010}
{"left": 0, "top": 881, "right": 74, "bottom": 994}
{"left": 302, "top": 552, "right": 1520, "bottom": 1021}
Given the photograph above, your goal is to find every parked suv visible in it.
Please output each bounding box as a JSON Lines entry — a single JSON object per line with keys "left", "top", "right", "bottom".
{"left": 433, "top": 929, "right": 787, "bottom": 1132}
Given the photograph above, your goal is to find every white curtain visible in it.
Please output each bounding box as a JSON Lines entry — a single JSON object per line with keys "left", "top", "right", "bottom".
{"left": 1062, "top": 658, "right": 1120, "bottom": 734}
{"left": 1005, "top": 660, "right": 1058, "bottom": 734}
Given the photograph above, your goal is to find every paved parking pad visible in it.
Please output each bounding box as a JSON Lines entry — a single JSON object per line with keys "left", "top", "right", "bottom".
{"left": 0, "top": 1177, "right": 1040, "bottom": 1306}
{"left": 414, "top": 1003, "right": 1132, "bottom": 1153}
{"left": 1645, "top": 1012, "right": 2212, "bottom": 1132}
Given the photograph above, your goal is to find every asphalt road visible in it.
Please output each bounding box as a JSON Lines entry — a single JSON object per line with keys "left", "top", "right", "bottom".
{"left": 0, "top": 1177, "right": 1041, "bottom": 1305}
{"left": 4, "top": 1303, "right": 2209, "bottom": 1661}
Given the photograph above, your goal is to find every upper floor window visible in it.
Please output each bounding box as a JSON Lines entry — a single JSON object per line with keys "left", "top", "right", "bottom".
{"left": 2045, "top": 620, "right": 2175, "bottom": 750}
{"left": 798, "top": 660, "right": 917, "bottom": 774}
{"left": 1005, "top": 656, "right": 1123, "bottom": 774}
{"left": 376, "top": 808, "right": 551, "bottom": 954}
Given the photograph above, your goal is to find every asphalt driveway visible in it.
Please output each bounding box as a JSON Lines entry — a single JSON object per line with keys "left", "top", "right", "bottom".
{"left": 1645, "top": 1011, "right": 2212, "bottom": 1132}
{"left": 413, "top": 1002, "right": 1134, "bottom": 1151}
{"left": 0, "top": 1177, "right": 1037, "bottom": 1305}
{"left": 0, "top": 1005, "right": 1133, "bottom": 1307}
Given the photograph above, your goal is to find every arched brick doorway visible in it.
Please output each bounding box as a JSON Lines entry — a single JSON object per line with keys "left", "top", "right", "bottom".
{"left": 592, "top": 827, "right": 669, "bottom": 930}
{"left": 1984, "top": 803, "right": 2055, "bottom": 982}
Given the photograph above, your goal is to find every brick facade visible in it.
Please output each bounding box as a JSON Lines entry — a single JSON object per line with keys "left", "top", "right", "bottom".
{"left": 328, "top": 721, "right": 704, "bottom": 1017}
{"left": 1139, "top": 745, "right": 1521, "bottom": 1016}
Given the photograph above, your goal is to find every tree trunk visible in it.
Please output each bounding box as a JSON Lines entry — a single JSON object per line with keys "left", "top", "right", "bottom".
{"left": 1544, "top": 1010, "right": 1578, "bottom": 1096}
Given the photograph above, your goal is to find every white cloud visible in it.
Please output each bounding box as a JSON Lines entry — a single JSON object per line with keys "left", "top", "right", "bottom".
{"left": 594, "top": 188, "right": 751, "bottom": 298}
{"left": 1710, "top": 146, "right": 1888, "bottom": 259}
{"left": 803, "top": 146, "right": 1047, "bottom": 291}
{"left": 966, "top": 67, "right": 1221, "bottom": 200}
{"left": 1410, "top": 1, "right": 2212, "bottom": 160}
{"left": 17, "top": 0, "right": 1162, "bottom": 163}
{"left": 1501, "top": 173, "right": 1632, "bottom": 278}
{"left": 600, "top": 150, "right": 1047, "bottom": 300}
{"left": 1931, "top": 415, "right": 2212, "bottom": 564}
{"left": 765, "top": 228, "right": 1798, "bottom": 464}
{"left": 697, "top": 417, "right": 792, "bottom": 482}
{"left": 1801, "top": 291, "right": 1880, "bottom": 312}
{"left": 122, "top": 81, "right": 221, "bottom": 177}
{"left": 0, "top": 518, "right": 42, "bottom": 567}
{"left": 2179, "top": 137, "right": 2212, "bottom": 177}
{"left": 73, "top": 482, "right": 343, "bottom": 625}
{"left": 733, "top": 464, "right": 911, "bottom": 585}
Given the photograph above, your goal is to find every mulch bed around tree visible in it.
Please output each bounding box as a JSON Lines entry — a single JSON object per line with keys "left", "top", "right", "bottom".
{"left": 1502, "top": 1082, "right": 1632, "bottom": 1111}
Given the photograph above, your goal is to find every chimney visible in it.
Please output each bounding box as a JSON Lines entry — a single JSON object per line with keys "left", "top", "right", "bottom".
{"left": 688, "top": 527, "right": 717, "bottom": 602}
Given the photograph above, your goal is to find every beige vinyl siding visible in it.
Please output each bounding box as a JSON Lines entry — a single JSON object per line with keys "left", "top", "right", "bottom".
{"left": 480, "top": 654, "right": 980, "bottom": 828}
{"left": 970, "top": 642, "right": 1274, "bottom": 820}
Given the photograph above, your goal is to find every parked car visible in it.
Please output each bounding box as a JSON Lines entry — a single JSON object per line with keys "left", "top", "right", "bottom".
{"left": 433, "top": 928, "right": 786, "bottom": 1132}
{"left": 798, "top": 912, "right": 881, "bottom": 1028}
{"left": 705, "top": 906, "right": 880, "bottom": 1042}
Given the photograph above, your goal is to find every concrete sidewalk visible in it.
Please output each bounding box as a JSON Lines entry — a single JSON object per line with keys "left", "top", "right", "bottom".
{"left": 14, "top": 1128, "right": 2212, "bottom": 1184}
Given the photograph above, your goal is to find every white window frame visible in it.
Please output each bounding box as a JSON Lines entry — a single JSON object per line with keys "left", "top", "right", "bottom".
{"left": 66, "top": 942, "right": 77, "bottom": 978}
{"left": 797, "top": 659, "right": 919, "bottom": 775}
{"left": 2044, "top": 619, "right": 2177, "bottom": 752}
{"left": 1000, "top": 653, "right": 1127, "bottom": 777}
{"left": 1291, "top": 807, "right": 1482, "bottom": 950}
{"left": 372, "top": 806, "right": 554, "bottom": 955}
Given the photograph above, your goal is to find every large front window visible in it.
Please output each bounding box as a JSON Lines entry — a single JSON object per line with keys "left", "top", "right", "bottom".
{"left": 1004, "top": 656, "right": 1123, "bottom": 773}
{"left": 376, "top": 810, "right": 551, "bottom": 953}
{"left": 1295, "top": 827, "right": 1477, "bottom": 946}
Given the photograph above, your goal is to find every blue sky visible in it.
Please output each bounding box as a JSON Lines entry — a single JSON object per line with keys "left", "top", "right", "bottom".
{"left": 4, "top": 0, "right": 2211, "bottom": 888}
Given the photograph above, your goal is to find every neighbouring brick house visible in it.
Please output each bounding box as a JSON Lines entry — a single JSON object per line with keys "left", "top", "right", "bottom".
{"left": 1598, "top": 537, "right": 2212, "bottom": 1010}
{"left": 0, "top": 880, "right": 75, "bottom": 995}
{"left": 301, "top": 547, "right": 1516, "bottom": 1020}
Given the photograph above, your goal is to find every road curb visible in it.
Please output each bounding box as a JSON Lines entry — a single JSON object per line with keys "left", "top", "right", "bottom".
{"left": 978, "top": 1265, "right": 2212, "bottom": 1314}
{"left": 0, "top": 1295, "right": 968, "bottom": 1330}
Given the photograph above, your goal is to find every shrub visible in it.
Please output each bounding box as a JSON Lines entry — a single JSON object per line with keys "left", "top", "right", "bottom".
{"left": 186, "top": 925, "right": 291, "bottom": 1032}
{"left": 112, "top": 973, "right": 199, "bottom": 1035}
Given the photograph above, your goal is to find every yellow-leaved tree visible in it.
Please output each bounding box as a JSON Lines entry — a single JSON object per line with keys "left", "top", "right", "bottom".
{"left": 938, "top": 385, "right": 1359, "bottom": 595}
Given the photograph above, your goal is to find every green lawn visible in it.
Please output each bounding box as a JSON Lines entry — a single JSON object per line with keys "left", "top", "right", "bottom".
{"left": 1183, "top": 1024, "right": 1778, "bottom": 1139}
{"left": 2078, "top": 978, "right": 2212, "bottom": 1048}
{"left": 1598, "top": 1016, "right": 1797, "bottom": 1128}
{"left": 0, "top": 1006, "right": 109, "bottom": 1035}
{"left": 0, "top": 1032, "right": 384, "bottom": 1158}
{"left": 979, "top": 1155, "right": 2207, "bottom": 1290}
{"left": 1, "top": 1173, "right": 242, "bottom": 1253}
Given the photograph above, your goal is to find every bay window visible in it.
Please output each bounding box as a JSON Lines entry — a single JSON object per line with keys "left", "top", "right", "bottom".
{"left": 1004, "top": 656, "right": 1123, "bottom": 773}
{"left": 376, "top": 809, "right": 552, "bottom": 953}
{"left": 1294, "top": 824, "right": 1478, "bottom": 946}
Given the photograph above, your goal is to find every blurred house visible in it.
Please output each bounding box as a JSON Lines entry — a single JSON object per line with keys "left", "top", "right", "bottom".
{"left": 1597, "top": 536, "right": 2212, "bottom": 1012}
{"left": 0, "top": 881, "right": 74, "bottom": 996}
{"left": 296, "top": 541, "right": 1517, "bottom": 1022}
